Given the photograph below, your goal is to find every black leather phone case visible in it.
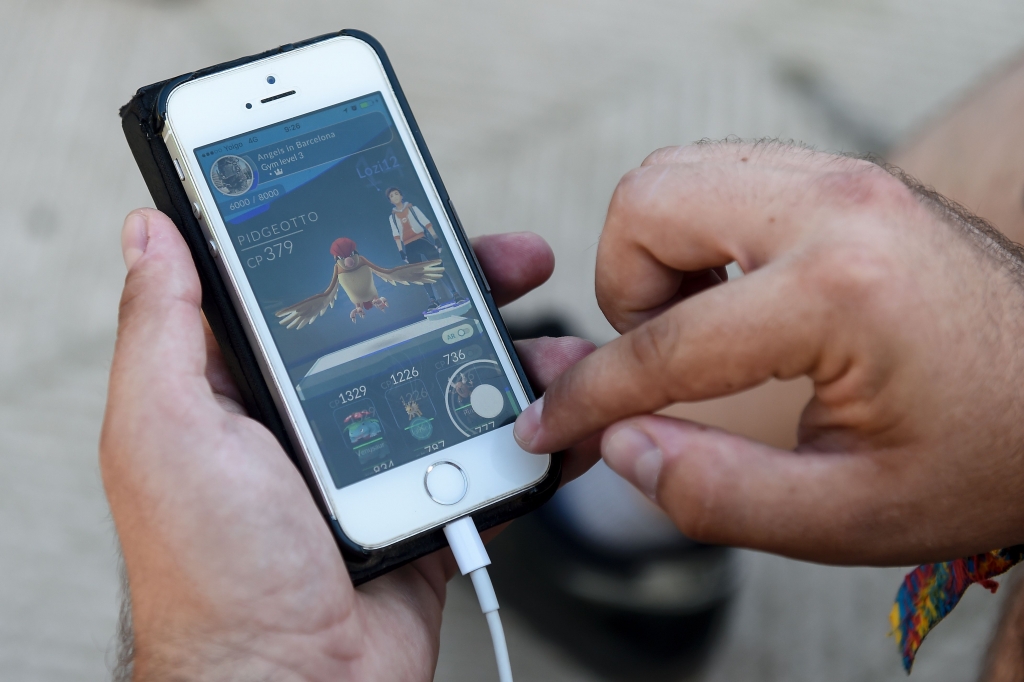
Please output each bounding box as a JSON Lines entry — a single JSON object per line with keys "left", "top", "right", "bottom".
{"left": 119, "top": 29, "right": 561, "bottom": 585}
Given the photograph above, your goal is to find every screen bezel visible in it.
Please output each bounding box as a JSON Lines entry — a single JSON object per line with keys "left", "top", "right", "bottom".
{"left": 162, "top": 36, "right": 550, "bottom": 549}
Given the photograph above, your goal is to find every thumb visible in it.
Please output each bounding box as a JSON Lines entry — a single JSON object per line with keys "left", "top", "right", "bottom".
{"left": 111, "top": 209, "right": 208, "bottom": 394}
{"left": 601, "top": 414, "right": 882, "bottom": 564}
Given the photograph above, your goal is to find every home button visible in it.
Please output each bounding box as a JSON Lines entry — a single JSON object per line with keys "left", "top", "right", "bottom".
{"left": 424, "top": 461, "right": 467, "bottom": 505}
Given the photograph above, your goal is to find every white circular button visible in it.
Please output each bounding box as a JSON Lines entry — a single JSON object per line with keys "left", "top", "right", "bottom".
{"left": 424, "top": 461, "right": 468, "bottom": 505}
{"left": 470, "top": 384, "right": 504, "bottom": 419}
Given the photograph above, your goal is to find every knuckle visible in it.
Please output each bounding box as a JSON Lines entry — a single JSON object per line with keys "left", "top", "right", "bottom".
{"left": 117, "top": 269, "right": 149, "bottom": 327}
{"left": 627, "top": 315, "right": 675, "bottom": 370}
{"left": 602, "top": 168, "right": 657, "bottom": 249}
{"left": 669, "top": 496, "right": 718, "bottom": 544}
{"left": 116, "top": 252, "right": 202, "bottom": 331}
{"left": 816, "top": 162, "right": 912, "bottom": 210}
{"left": 659, "top": 447, "right": 722, "bottom": 543}
{"left": 540, "top": 369, "right": 602, "bottom": 438}
{"left": 594, "top": 282, "right": 627, "bottom": 330}
{"left": 641, "top": 145, "right": 685, "bottom": 166}
{"left": 798, "top": 240, "right": 894, "bottom": 309}
{"left": 608, "top": 167, "right": 648, "bottom": 218}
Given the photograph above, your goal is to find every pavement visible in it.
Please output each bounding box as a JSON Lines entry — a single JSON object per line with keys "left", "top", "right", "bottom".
{"left": 1, "top": 0, "right": 1023, "bottom": 679}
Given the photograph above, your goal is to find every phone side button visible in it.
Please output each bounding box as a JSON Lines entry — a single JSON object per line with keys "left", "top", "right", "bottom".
{"left": 470, "top": 244, "right": 490, "bottom": 292}
{"left": 449, "top": 200, "right": 490, "bottom": 292}
{"left": 208, "top": 240, "right": 220, "bottom": 259}
{"left": 173, "top": 158, "right": 186, "bottom": 181}
{"left": 424, "top": 461, "right": 468, "bottom": 505}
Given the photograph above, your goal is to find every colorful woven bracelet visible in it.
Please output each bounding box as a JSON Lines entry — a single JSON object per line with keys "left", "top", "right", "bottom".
{"left": 890, "top": 545, "right": 1024, "bottom": 672}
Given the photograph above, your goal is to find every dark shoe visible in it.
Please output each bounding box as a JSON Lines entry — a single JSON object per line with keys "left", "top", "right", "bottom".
{"left": 488, "top": 468, "right": 733, "bottom": 681}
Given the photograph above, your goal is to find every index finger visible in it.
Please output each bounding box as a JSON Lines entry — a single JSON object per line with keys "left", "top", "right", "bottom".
{"left": 514, "top": 261, "right": 838, "bottom": 454}
{"left": 596, "top": 143, "right": 895, "bottom": 331}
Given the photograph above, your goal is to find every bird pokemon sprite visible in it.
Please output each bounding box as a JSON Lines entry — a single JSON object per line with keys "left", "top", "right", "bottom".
{"left": 275, "top": 237, "right": 444, "bottom": 328}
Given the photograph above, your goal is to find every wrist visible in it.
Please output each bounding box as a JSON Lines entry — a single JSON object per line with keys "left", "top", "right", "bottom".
{"left": 131, "top": 628, "right": 349, "bottom": 682}
{"left": 134, "top": 649, "right": 305, "bottom": 682}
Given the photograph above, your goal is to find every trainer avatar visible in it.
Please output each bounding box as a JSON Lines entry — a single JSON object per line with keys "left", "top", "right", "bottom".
{"left": 387, "top": 186, "right": 464, "bottom": 310}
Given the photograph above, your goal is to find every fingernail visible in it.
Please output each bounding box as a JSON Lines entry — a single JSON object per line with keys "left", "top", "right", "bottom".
{"left": 603, "top": 426, "right": 662, "bottom": 500}
{"left": 121, "top": 211, "right": 149, "bottom": 271}
{"left": 514, "top": 395, "right": 544, "bottom": 451}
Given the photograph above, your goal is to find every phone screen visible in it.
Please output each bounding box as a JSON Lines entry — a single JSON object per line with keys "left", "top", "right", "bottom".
{"left": 194, "top": 93, "right": 522, "bottom": 490}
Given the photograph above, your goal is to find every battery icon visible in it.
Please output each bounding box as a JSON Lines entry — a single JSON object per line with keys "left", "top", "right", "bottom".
{"left": 360, "top": 101, "right": 370, "bottom": 108}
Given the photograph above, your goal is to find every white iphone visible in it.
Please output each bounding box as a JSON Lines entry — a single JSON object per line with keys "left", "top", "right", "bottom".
{"left": 149, "top": 32, "right": 553, "bottom": 573}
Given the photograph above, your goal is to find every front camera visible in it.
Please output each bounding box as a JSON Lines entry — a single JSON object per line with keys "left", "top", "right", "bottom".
{"left": 267, "top": 75, "right": 276, "bottom": 85}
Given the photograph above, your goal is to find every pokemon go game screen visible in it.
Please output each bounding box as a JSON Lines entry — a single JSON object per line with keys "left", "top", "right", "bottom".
{"left": 194, "top": 93, "right": 520, "bottom": 489}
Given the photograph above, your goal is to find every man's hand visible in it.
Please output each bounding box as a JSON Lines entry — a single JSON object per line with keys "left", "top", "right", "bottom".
{"left": 101, "top": 209, "right": 595, "bottom": 681}
{"left": 513, "top": 142, "right": 1024, "bottom": 567}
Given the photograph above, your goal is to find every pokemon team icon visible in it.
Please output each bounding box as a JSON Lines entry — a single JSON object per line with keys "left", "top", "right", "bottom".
{"left": 275, "top": 237, "right": 443, "bottom": 327}
{"left": 210, "top": 155, "right": 255, "bottom": 196}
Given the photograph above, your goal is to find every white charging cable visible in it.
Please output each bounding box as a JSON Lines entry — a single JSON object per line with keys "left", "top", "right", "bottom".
{"left": 444, "top": 517, "right": 513, "bottom": 682}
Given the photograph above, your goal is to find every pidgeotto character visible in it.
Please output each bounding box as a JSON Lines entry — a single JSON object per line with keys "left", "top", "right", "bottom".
{"left": 275, "top": 237, "right": 443, "bottom": 327}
